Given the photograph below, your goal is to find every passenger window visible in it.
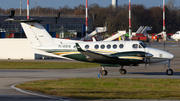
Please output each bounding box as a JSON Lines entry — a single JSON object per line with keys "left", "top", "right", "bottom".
{"left": 132, "top": 44, "right": 138, "bottom": 49}
{"left": 85, "top": 45, "right": 89, "bottom": 49}
{"left": 113, "top": 44, "right": 117, "bottom": 49}
{"left": 119, "top": 44, "right": 124, "bottom": 49}
{"left": 101, "top": 44, "right": 105, "bottom": 49}
{"left": 94, "top": 44, "right": 99, "bottom": 49}
{"left": 107, "top": 44, "right": 111, "bottom": 49}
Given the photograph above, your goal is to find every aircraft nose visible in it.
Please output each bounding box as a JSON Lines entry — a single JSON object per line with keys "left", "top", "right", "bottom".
{"left": 148, "top": 47, "right": 174, "bottom": 60}
{"left": 162, "top": 51, "right": 174, "bottom": 60}
{"left": 168, "top": 52, "right": 174, "bottom": 60}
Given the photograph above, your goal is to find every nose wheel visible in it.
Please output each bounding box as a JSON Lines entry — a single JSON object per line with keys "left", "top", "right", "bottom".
{"left": 166, "top": 69, "right": 173, "bottom": 75}
{"left": 166, "top": 60, "right": 173, "bottom": 75}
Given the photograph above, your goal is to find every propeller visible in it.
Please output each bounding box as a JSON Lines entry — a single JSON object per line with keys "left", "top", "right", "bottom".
{"left": 144, "top": 53, "right": 153, "bottom": 68}
{"left": 145, "top": 58, "right": 150, "bottom": 68}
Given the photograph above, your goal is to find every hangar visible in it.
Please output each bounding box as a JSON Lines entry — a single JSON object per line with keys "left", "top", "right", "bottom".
{"left": 0, "top": 15, "right": 92, "bottom": 60}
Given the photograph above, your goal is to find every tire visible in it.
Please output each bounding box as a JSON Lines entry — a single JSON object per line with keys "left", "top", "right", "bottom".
{"left": 166, "top": 69, "right": 173, "bottom": 75}
{"left": 119, "top": 69, "right": 127, "bottom": 75}
{"left": 100, "top": 70, "right": 108, "bottom": 76}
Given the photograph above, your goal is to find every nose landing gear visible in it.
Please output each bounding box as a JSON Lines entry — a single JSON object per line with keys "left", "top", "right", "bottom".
{"left": 166, "top": 60, "right": 173, "bottom": 75}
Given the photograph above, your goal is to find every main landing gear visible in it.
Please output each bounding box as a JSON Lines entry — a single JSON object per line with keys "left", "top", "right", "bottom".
{"left": 166, "top": 60, "right": 173, "bottom": 75}
{"left": 100, "top": 66, "right": 108, "bottom": 76}
{"left": 100, "top": 66, "right": 127, "bottom": 76}
{"left": 119, "top": 66, "right": 127, "bottom": 75}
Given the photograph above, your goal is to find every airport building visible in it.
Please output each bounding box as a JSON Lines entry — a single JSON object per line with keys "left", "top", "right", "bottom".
{"left": 0, "top": 15, "right": 92, "bottom": 60}
{"left": 0, "top": 16, "right": 92, "bottom": 38}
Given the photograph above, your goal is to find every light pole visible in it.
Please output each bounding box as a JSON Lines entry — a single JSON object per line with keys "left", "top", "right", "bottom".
{"left": 129, "top": 0, "right": 132, "bottom": 40}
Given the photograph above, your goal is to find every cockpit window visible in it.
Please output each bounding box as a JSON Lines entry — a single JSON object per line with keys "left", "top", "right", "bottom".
{"left": 140, "top": 42, "right": 148, "bottom": 48}
{"left": 132, "top": 44, "right": 138, "bottom": 49}
{"left": 175, "top": 32, "right": 179, "bottom": 34}
{"left": 139, "top": 45, "right": 142, "bottom": 48}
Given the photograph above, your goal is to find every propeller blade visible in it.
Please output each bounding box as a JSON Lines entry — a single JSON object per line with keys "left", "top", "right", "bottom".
{"left": 145, "top": 58, "right": 147, "bottom": 69}
{"left": 144, "top": 53, "right": 153, "bottom": 69}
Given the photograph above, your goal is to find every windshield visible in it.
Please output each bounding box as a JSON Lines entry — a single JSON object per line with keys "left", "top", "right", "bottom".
{"left": 140, "top": 42, "right": 148, "bottom": 48}
{"left": 175, "top": 32, "right": 179, "bottom": 34}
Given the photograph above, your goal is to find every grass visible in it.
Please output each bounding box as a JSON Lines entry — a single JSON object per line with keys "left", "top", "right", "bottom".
{"left": 0, "top": 61, "right": 99, "bottom": 69}
{"left": 16, "top": 78, "right": 180, "bottom": 99}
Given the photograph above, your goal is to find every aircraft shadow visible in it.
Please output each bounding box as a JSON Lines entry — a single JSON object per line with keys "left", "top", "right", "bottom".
{"left": 128, "top": 72, "right": 180, "bottom": 76}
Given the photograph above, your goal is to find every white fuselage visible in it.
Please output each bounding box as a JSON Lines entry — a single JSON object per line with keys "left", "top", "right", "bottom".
{"left": 35, "top": 41, "right": 174, "bottom": 64}
{"left": 76, "top": 41, "right": 174, "bottom": 63}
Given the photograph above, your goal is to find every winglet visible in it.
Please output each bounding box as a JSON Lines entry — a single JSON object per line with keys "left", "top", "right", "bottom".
{"left": 75, "top": 43, "right": 83, "bottom": 51}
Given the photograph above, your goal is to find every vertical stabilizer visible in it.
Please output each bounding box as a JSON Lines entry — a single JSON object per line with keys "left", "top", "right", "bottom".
{"left": 21, "top": 22, "right": 54, "bottom": 47}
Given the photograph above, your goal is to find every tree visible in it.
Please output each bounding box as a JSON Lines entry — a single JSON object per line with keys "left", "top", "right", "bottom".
{"left": 74, "top": 4, "right": 85, "bottom": 15}
{"left": 166, "top": 0, "right": 178, "bottom": 11}
{"left": 149, "top": 7, "right": 163, "bottom": 33}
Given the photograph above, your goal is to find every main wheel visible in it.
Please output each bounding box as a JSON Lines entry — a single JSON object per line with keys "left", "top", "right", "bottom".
{"left": 119, "top": 69, "right": 127, "bottom": 75}
{"left": 166, "top": 69, "right": 173, "bottom": 75}
{"left": 100, "top": 70, "right": 108, "bottom": 76}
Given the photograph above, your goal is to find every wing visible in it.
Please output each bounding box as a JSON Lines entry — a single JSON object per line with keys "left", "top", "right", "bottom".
{"left": 75, "top": 43, "right": 118, "bottom": 62}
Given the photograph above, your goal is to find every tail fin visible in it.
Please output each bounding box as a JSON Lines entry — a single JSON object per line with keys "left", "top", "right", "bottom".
{"left": 21, "top": 22, "right": 54, "bottom": 47}
{"left": 5, "top": 19, "right": 54, "bottom": 47}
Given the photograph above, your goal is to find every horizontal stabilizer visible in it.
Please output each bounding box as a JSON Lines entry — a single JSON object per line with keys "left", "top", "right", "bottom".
{"left": 5, "top": 18, "right": 43, "bottom": 23}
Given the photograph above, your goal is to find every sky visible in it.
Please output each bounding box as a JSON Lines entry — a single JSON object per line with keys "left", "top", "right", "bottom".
{"left": 0, "top": 0, "right": 180, "bottom": 10}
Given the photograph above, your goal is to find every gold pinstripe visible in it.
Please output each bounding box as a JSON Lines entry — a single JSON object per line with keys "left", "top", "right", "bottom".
{"left": 118, "top": 56, "right": 143, "bottom": 60}
{"left": 53, "top": 52, "right": 80, "bottom": 55}
{"left": 89, "top": 49, "right": 117, "bottom": 53}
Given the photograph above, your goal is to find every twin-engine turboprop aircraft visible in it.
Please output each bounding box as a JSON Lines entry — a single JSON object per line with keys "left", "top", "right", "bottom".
{"left": 6, "top": 19, "right": 174, "bottom": 76}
